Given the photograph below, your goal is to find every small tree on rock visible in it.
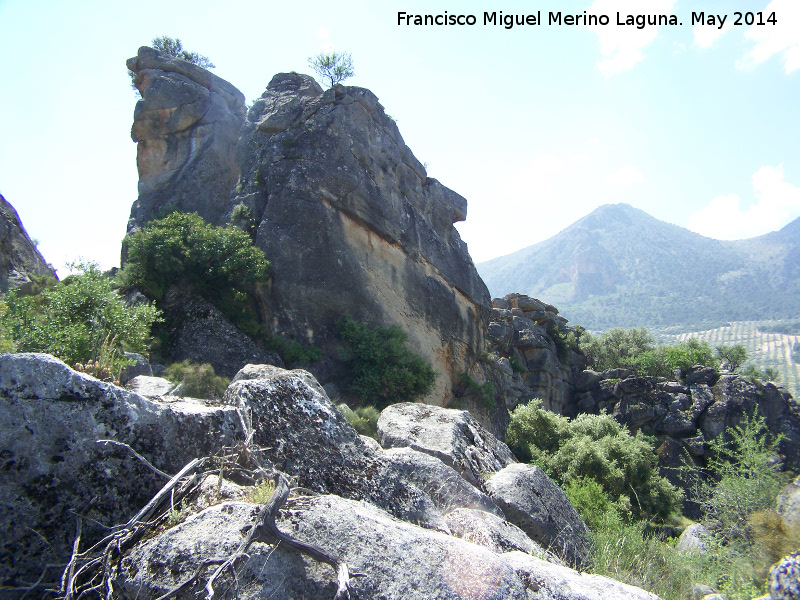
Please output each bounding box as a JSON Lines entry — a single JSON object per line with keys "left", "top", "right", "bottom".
{"left": 307, "top": 51, "right": 354, "bottom": 88}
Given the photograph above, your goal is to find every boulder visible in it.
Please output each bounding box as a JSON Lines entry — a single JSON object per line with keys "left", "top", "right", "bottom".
{"left": 377, "top": 402, "right": 516, "bottom": 487}
{"left": 484, "top": 464, "right": 592, "bottom": 568}
{"left": 125, "top": 46, "right": 246, "bottom": 230}
{"left": 676, "top": 523, "right": 712, "bottom": 554}
{"left": 116, "top": 496, "right": 659, "bottom": 600}
{"left": 159, "top": 286, "right": 283, "bottom": 377}
{"left": 119, "top": 351, "right": 152, "bottom": 382}
{"left": 226, "top": 73, "right": 491, "bottom": 404}
{"left": 575, "top": 370, "right": 603, "bottom": 393}
{"left": 444, "top": 507, "right": 559, "bottom": 561}
{"left": 125, "top": 374, "right": 175, "bottom": 397}
{"left": 0, "top": 194, "right": 56, "bottom": 292}
{"left": 503, "top": 551, "right": 660, "bottom": 600}
{"left": 382, "top": 447, "right": 503, "bottom": 517}
{"left": 777, "top": 475, "right": 800, "bottom": 530}
{"left": 0, "top": 353, "right": 241, "bottom": 588}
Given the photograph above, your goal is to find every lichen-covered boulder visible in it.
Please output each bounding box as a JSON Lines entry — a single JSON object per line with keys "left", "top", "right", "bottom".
{"left": 0, "top": 353, "right": 241, "bottom": 589}
{"left": 485, "top": 463, "right": 592, "bottom": 568}
{"left": 377, "top": 402, "right": 516, "bottom": 487}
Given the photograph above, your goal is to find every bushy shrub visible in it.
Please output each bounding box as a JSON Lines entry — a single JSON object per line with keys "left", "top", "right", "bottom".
{"left": 693, "top": 412, "right": 788, "bottom": 543}
{"left": 507, "top": 400, "right": 682, "bottom": 520}
{"left": 338, "top": 316, "right": 436, "bottom": 409}
{"left": 164, "top": 360, "right": 229, "bottom": 399}
{"left": 458, "top": 372, "right": 495, "bottom": 409}
{"left": 0, "top": 262, "right": 160, "bottom": 373}
{"left": 338, "top": 403, "right": 380, "bottom": 439}
{"left": 716, "top": 344, "right": 748, "bottom": 372}
{"left": 263, "top": 333, "right": 321, "bottom": 368}
{"left": 580, "top": 328, "right": 719, "bottom": 378}
{"left": 121, "top": 212, "right": 270, "bottom": 303}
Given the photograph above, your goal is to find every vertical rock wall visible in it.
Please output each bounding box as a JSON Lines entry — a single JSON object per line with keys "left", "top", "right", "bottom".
{"left": 227, "top": 74, "right": 491, "bottom": 404}
{"left": 126, "top": 47, "right": 246, "bottom": 232}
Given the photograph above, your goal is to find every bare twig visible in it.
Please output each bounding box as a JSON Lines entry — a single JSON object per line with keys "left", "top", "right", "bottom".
{"left": 96, "top": 440, "right": 171, "bottom": 479}
{"left": 123, "top": 458, "right": 202, "bottom": 530}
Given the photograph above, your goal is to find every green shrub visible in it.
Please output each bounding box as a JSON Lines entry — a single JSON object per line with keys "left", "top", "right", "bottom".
{"left": 164, "top": 360, "right": 229, "bottom": 399}
{"left": 742, "top": 363, "right": 781, "bottom": 383}
{"left": 230, "top": 203, "right": 257, "bottom": 238}
{"left": 458, "top": 372, "right": 495, "bottom": 409}
{"left": 263, "top": 333, "right": 321, "bottom": 368}
{"left": 121, "top": 212, "right": 270, "bottom": 303}
{"left": 338, "top": 316, "right": 436, "bottom": 409}
{"left": 0, "top": 262, "right": 160, "bottom": 372}
{"left": 716, "top": 344, "right": 748, "bottom": 372}
{"left": 579, "top": 327, "right": 656, "bottom": 372}
{"left": 120, "top": 212, "right": 270, "bottom": 340}
{"left": 579, "top": 328, "right": 719, "bottom": 377}
{"left": 338, "top": 403, "right": 380, "bottom": 439}
{"left": 693, "top": 412, "right": 788, "bottom": 543}
{"left": 663, "top": 338, "right": 718, "bottom": 375}
{"left": 507, "top": 400, "right": 681, "bottom": 520}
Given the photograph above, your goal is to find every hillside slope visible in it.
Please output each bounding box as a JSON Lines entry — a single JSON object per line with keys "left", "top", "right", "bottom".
{"left": 478, "top": 204, "right": 800, "bottom": 330}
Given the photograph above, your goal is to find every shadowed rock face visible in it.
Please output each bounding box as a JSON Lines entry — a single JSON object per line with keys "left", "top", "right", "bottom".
{"left": 225, "top": 73, "right": 491, "bottom": 404}
{"left": 0, "top": 194, "right": 55, "bottom": 291}
{"left": 126, "top": 46, "right": 245, "bottom": 232}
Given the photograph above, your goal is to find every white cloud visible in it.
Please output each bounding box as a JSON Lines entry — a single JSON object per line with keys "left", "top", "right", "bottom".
{"left": 738, "top": 0, "right": 800, "bottom": 73}
{"left": 693, "top": 20, "right": 733, "bottom": 49}
{"left": 586, "top": 0, "right": 677, "bottom": 75}
{"left": 688, "top": 165, "right": 800, "bottom": 239}
{"left": 604, "top": 164, "right": 644, "bottom": 187}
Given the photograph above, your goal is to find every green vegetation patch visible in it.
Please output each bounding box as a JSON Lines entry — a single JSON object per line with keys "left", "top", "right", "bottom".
{"left": 337, "top": 316, "right": 436, "bottom": 409}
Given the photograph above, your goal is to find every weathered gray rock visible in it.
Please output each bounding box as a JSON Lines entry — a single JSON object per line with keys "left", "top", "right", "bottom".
{"left": 485, "top": 464, "right": 592, "bottom": 568}
{"left": 226, "top": 73, "right": 491, "bottom": 404}
{"left": 676, "top": 523, "right": 712, "bottom": 554}
{"left": 377, "top": 402, "right": 516, "bottom": 487}
{"left": 126, "top": 46, "right": 246, "bottom": 230}
{"left": 119, "top": 351, "right": 152, "bottom": 382}
{"left": 0, "top": 353, "right": 241, "bottom": 589}
{"left": 444, "top": 507, "right": 559, "bottom": 561}
{"left": 504, "top": 551, "right": 661, "bottom": 599}
{"left": 116, "top": 496, "right": 658, "bottom": 600}
{"left": 382, "top": 447, "right": 503, "bottom": 517}
{"left": 125, "top": 374, "right": 175, "bottom": 396}
{"left": 222, "top": 370, "right": 442, "bottom": 525}
{"left": 777, "top": 475, "right": 800, "bottom": 530}
{"left": 159, "top": 286, "right": 283, "bottom": 377}
{"left": 0, "top": 194, "right": 55, "bottom": 292}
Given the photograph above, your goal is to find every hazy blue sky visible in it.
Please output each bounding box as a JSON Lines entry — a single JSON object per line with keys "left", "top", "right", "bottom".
{"left": 1, "top": 0, "right": 799, "bottom": 274}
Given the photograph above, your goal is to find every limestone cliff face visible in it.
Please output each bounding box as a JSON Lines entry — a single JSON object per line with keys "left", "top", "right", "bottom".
{"left": 126, "top": 47, "right": 245, "bottom": 231}
{"left": 0, "top": 194, "right": 56, "bottom": 291}
{"left": 226, "top": 74, "right": 491, "bottom": 404}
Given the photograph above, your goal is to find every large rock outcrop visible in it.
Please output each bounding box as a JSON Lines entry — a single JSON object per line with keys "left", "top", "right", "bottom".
{"left": 126, "top": 46, "right": 246, "bottom": 230}
{"left": 226, "top": 73, "right": 491, "bottom": 403}
{"left": 125, "top": 56, "right": 491, "bottom": 405}
{"left": 0, "top": 353, "right": 241, "bottom": 589}
{"left": 0, "top": 194, "right": 55, "bottom": 291}
{"left": 116, "top": 496, "right": 659, "bottom": 600}
{"left": 1, "top": 355, "right": 657, "bottom": 598}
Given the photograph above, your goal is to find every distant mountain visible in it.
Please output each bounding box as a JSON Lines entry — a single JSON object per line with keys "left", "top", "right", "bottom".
{"left": 477, "top": 203, "right": 800, "bottom": 330}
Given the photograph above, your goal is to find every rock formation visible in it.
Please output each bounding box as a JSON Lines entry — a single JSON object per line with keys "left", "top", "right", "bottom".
{"left": 125, "top": 49, "right": 491, "bottom": 405}
{"left": 0, "top": 353, "right": 662, "bottom": 598}
{"left": 126, "top": 47, "right": 246, "bottom": 231}
{"left": 0, "top": 194, "right": 56, "bottom": 291}
{"left": 226, "top": 73, "right": 491, "bottom": 403}
{"left": 484, "top": 293, "right": 587, "bottom": 415}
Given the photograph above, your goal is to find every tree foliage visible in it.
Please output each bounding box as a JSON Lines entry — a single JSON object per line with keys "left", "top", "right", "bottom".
{"left": 579, "top": 328, "right": 719, "bottom": 378}
{"left": 0, "top": 262, "right": 160, "bottom": 371}
{"left": 150, "top": 35, "right": 215, "bottom": 69}
{"left": 307, "top": 51, "right": 355, "bottom": 88}
{"left": 338, "top": 316, "right": 436, "bottom": 409}
{"left": 507, "top": 399, "right": 682, "bottom": 520}
{"left": 716, "top": 344, "right": 748, "bottom": 372}
{"left": 120, "top": 212, "right": 270, "bottom": 302}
